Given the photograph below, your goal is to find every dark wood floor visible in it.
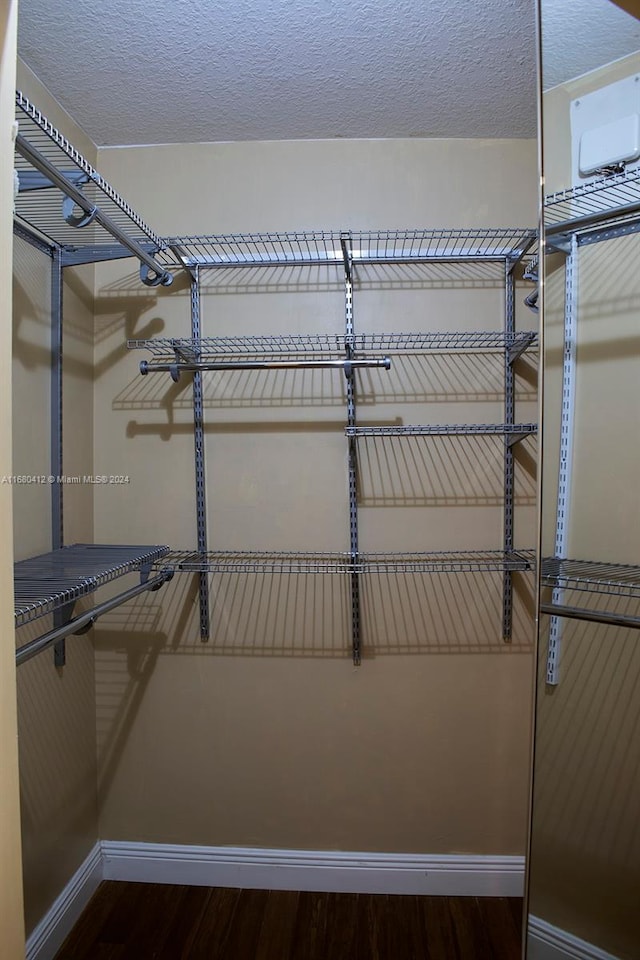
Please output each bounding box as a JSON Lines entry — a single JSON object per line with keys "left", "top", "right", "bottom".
{"left": 55, "top": 882, "right": 523, "bottom": 959}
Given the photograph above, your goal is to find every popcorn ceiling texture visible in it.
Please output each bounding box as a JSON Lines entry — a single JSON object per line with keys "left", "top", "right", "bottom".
{"left": 18, "top": 0, "right": 538, "bottom": 145}
{"left": 17, "top": 0, "right": 640, "bottom": 147}
{"left": 542, "top": 0, "right": 640, "bottom": 90}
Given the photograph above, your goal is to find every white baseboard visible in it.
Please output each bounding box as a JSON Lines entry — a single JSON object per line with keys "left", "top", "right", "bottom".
{"left": 25, "top": 842, "right": 102, "bottom": 960}
{"left": 102, "top": 841, "right": 525, "bottom": 897}
{"left": 528, "top": 915, "right": 622, "bottom": 960}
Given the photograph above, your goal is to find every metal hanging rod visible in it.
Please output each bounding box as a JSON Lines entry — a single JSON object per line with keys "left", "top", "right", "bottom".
{"left": 139, "top": 357, "right": 391, "bottom": 382}
{"left": 14, "top": 132, "right": 173, "bottom": 287}
{"left": 540, "top": 602, "right": 640, "bottom": 631}
{"left": 16, "top": 568, "right": 173, "bottom": 667}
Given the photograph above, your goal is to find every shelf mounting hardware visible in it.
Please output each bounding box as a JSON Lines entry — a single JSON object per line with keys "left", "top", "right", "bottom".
{"left": 14, "top": 132, "right": 173, "bottom": 288}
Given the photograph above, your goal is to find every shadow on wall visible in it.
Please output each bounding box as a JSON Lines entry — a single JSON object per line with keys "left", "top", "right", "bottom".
{"left": 92, "top": 569, "right": 534, "bottom": 809}
{"left": 94, "top": 259, "right": 514, "bottom": 299}
{"left": 529, "top": 604, "right": 640, "bottom": 958}
{"left": 16, "top": 617, "right": 97, "bottom": 930}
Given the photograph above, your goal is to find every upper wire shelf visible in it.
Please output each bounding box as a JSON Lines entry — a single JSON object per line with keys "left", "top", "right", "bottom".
{"left": 14, "top": 543, "right": 170, "bottom": 627}
{"left": 14, "top": 91, "right": 173, "bottom": 284}
{"left": 159, "top": 549, "right": 535, "bottom": 575}
{"left": 128, "top": 331, "right": 539, "bottom": 361}
{"left": 165, "top": 228, "right": 537, "bottom": 270}
{"left": 544, "top": 166, "right": 640, "bottom": 237}
{"left": 541, "top": 557, "right": 640, "bottom": 599}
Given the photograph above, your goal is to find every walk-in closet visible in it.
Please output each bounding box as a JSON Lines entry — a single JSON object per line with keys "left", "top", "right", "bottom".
{"left": 1, "top": 1, "right": 639, "bottom": 959}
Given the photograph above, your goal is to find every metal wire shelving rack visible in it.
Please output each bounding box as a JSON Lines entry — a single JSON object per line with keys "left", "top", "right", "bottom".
{"left": 542, "top": 167, "right": 640, "bottom": 682}
{"left": 12, "top": 93, "right": 178, "bottom": 667}
{"left": 130, "top": 227, "right": 538, "bottom": 662}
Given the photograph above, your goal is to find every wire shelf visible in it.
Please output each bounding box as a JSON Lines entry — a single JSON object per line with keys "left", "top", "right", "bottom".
{"left": 541, "top": 557, "right": 640, "bottom": 599}
{"left": 165, "top": 228, "right": 537, "bottom": 269}
{"left": 14, "top": 91, "right": 172, "bottom": 266}
{"left": 160, "top": 549, "right": 535, "bottom": 575}
{"left": 128, "top": 330, "right": 539, "bottom": 361}
{"left": 14, "top": 544, "right": 170, "bottom": 626}
{"left": 345, "top": 423, "right": 538, "bottom": 438}
{"left": 544, "top": 167, "right": 640, "bottom": 234}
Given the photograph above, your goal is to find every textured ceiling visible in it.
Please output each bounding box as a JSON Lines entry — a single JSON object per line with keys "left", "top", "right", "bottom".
{"left": 17, "top": 0, "right": 639, "bottom": 147}
{"left": 18, "top": 0, "right": 538, "bottom": 145}
{"left": 543, "top": 0, "right": 640, "bottom": 89}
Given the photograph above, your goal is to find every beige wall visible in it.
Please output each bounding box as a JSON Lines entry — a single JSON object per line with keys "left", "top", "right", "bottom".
{"left": 0, "top": 4, "right": 25, "bottom": 958}
{"left": 92, "top": 138, "right": 538, "bottom": 853}
{"left": 529, "top": 47, "right": 640, "bottom": 960}
{"left": 14, "top": 59, "right": 98, "bottom": 936}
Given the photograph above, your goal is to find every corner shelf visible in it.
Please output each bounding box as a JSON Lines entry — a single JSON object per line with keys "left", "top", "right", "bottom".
{"left": 14, "top": 543, "right": 170, "bottom": 627}
{"left": 14, "top": 91, "right": 173, "bottom": 285}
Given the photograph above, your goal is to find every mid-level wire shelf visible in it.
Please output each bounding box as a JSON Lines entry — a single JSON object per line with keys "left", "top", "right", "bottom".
{"left": 541, "top": 557, "right": 640, "bottom": 599}
{"left": 128, "top": 331, "right": 539, "bottom": 379}
{"left": 540, "top": 557, "right": 640, "bottom": 632}
{"left": 14, "top": 91, "right": 173, "bottom": 285}
{"left": 156, "top": 549, "right": 535, "bottom": 576}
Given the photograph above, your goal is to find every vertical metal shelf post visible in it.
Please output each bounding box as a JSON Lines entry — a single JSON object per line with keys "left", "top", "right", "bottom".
{"left": 547, "top": 234, "right": 578, "bottom": 684}
{"left": 191, "top": 267, "right": 210, "bottom": 640}
{"left": 341, "top": 234, "right": 361, "bottom": 665}
{"left": 502, "top": 259, "right": 516, "bottom": 641}
{"left": 51, "top": 247, "right": 67, "bottom": 666}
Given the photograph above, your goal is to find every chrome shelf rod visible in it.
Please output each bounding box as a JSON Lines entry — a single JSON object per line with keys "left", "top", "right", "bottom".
{"left": 139, "top": 356, "right": 392, "bottom": 382}
{"left": 14, "top": 133, "right": 173, "bottom": 288}
{"left": 540, "top": 602, "right": 640, "bottom": 631}
{"left": 16, "top": 569, "right": 173, "bottom": 667}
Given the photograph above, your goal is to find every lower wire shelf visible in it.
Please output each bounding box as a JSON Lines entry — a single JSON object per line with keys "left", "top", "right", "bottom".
{"left": 541, "top": 557, "right": 640, "bottom": 599}
{"left": 14, "top": 543, "right": 170, "bottom": 627}
{"left": 157, "top": 548, "right": 535, "bottom": 576}
{"left": 541, "top": 556, "right": 640, "bottom": 631}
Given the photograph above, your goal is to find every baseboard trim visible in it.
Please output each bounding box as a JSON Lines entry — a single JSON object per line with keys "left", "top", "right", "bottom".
{"left": 102, "top": 841, "right": 525, "bottom": 896}
{"left": 528, "top": 915, "right": 622, "bottom": 960}
{"left": 25, "top": 842, "right": 102, "bottom": 960}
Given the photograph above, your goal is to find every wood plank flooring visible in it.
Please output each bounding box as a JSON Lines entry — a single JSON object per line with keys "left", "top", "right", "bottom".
{"left": 54, "top": 882, "right": 524, "bottom": 959}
